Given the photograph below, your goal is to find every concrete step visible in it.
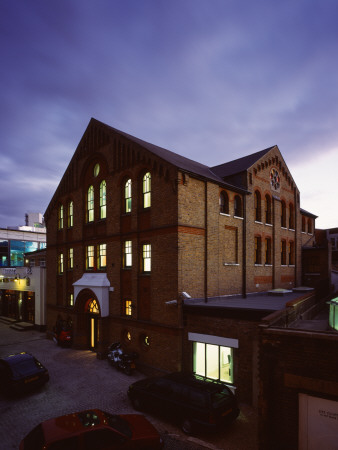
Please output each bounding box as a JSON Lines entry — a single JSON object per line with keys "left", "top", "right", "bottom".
{"left": 9, "top": 321, "right": 35, "bottom": 331}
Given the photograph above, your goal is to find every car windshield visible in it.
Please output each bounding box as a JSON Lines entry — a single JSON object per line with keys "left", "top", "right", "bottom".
{"left": 105, "top": 413, "right": 132, "bottom": 438}
{"left": 9, "top": 359, "right": 41, "bottom": 378}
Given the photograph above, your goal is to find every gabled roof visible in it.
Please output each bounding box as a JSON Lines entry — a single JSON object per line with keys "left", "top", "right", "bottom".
{"left": 210, "top": 146, "right": 276, "bottom": 178}
{"left": 91, "top": 119, "right": 247, "bottom": 192}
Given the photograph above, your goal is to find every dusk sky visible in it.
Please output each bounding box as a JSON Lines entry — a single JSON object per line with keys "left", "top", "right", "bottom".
{"left": 1, "top": 0, "right": 337, "bottom": 229}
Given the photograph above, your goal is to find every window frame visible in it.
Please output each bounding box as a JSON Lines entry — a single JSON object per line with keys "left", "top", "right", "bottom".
{"left": 219, "top": 191, "right": 229, "bottom": 215}
{"left": 123, "top": 240, "right": 132, "bottom": 268}
{"left": 87, "top": 185, "right": 94, "bottom": 223}
{"left": 86, "top": 245, "right": 95, "bottom": 270}
{"left": 254, "top": 236, "right": 262, "bottom": 265}
{"left": 265, "top": 237, "right": 272, "bottom": 265}
{"left": 281, "top": 240, "right": 287, "bottom": 265}
{"left": 142, "top": 243, "right": 151, "bottom": 273}
{"left": 58, "top": 253, "right": 64, "bottom": 274}
{"left": 58, "top": 205, "right": 64, "bottom": 230}
{"left": 68, "top": 248, "right": 73, "bottom": 270}
{"left": 68, "top": 201, "right": 73, "bottom": 228}
{"left": 142, "top": 172, "right": 151, "bottom": 209}
{"left": 99, "top": 180, "right": 107, "bottom": 220}
{"left": 124, "top": 179, "right": 132, "bottom": 213}
{"left": 234, "top": 195, "right": 243, "bottom": 218}
{"left": 97, "top": 243, "right": 107, "bottom": 269}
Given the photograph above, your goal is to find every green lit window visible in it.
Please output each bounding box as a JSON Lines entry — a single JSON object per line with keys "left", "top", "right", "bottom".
{"left": 97, "top": 244, "right": 106, "bottom": 269}
{"left": 124, "top": 179, "right": 132, "bottom": 213}
{"left": 86, "top": 245, "right": 94, "bottom": 269}
{"left": 58, "top": 253, "right": 64, "bottom": 274}
{"left": 123, "top": 240, "right": 132, "bottom": 268}
{"left": 87, "top": 186, "right": 94, "bottom": 222}
{"left": 58, "top": 205, "right": 64, "bottom": 230}
{"left": 142, "top": 172, "right": 151, "bottom": 208}
{"left": 142, "top": 244, "right": 151, "bottom": 272}
{"left": 100, "top": 180, "right": 106, "bottom": 219}
{"left": 68, "top": 248, "right": 73, "bottom": 269}
{"left": 193, "top": 342, "right": 233, "bottom": 384}
{"left": 68, "top": 201, "right": 73, "bottom": 228}
{"left": 329, "top": 297, "right": 338, "bottom": 330}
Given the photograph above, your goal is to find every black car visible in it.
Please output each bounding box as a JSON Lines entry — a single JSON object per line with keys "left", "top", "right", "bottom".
{"left": 128, "top": 372, "right": 239, "bottom": 434}
{"left": 0, "top": 352, "right": 49, "bottom": 394}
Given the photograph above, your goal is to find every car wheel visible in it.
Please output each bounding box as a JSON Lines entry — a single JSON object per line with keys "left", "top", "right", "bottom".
{"left": 182, "top": 418, "right": 193, "bottom": 435}
{"left": 132, "top": 397, "right": 143, "bottom": 411}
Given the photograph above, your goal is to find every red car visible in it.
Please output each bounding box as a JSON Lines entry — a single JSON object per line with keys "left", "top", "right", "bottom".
{"left": 19, "top": 409, "right": 163, "bottom": 450}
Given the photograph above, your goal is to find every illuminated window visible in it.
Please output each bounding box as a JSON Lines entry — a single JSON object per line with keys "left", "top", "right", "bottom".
{"left": 289, "top": 203, "right": 294, "bottom": 229}
{"left": 68, "top": 248, "right": 73, "bottom": 269}
{"left": 100, "top": 180, "right": 106, "bottom": 219}
{"left": 234, "top": 195, "right": 243, "bottom": 217}
{"left": 67, "top": 201, "right": 73, "bottom": 228}
{"left": 329, "top": 297, "right": 338, "bottom": 330}
{"left": 142, "top": 172, "right": 151, "bottom": 208}
{"left": 58, "top": 205, "right": 64, "bottom": 230}
{"left": 265, "top": 237, "right": 272, "bottom": 265}
{"left": 193, "top": 342, "right": 233, "bottom": 384}
{"left": 289, "top": 241, "right": 295, "bottom": 265}
{"left": 58, "top": 253, "right": 64, "bottom": 274}
{"left": 93, "top": 163, "right": 100, "bottom": 177}
{"left": 219, "top": 191, "right": 229, "bottom": 214}
{"left": 88, "top": 299, "right": 99, "bottom": 314}
{"left": 281, "top": 240, "right": 287, "bottom": 265}
{"left": 140, "top": 334, "right": 150, "bottom": 347}
{"left": 123, "top": 240, "right": 132, "bottom": 268}
{"left": 254, "top": 191, "right": 261, "bottom": 222}
{"left": 68, "top": 293, "right": 74, "bottom": 307}
{"left": 281, "top": 200, "right": 286, "bottom": 228}
{"left": 97, "top": 244, "right": 106, "bottom": 269}
{"left": 142, "top": 244, "right": 151, "bottom": 272}
{"left": 86, "top": 245, "right": 94, "bottom": 269}
{"left": 124, "top": 179, "right": 132, "bottom": 213}
{"left": 265, "top": 194, "right": 272, "bottom": 224}
{"left": 87, "top": 186, "right": 94, "bottom": 222}
{"left": 125, "top": 300, "right": 132, "bottom": 316}
{"left": 255, "top": 236, "right": 262, "bottom": 264}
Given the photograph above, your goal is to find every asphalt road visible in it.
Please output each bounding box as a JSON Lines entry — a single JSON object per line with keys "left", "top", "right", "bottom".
{"left": 0, "top": 322, "right": 258, "bottom": 449}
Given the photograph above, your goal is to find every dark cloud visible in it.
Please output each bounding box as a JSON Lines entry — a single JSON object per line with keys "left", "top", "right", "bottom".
{"left": 1, "top": 0, "right": 338, "bottom": 228}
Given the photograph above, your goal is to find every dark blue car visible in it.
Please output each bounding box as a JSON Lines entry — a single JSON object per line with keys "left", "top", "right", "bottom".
{"left": 0, "top": 352, "right": 49, "bottom": 394}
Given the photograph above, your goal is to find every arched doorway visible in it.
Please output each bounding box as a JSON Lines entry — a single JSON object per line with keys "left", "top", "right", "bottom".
{"left": 86, "top": 298, "right": 100, "bottom": 350}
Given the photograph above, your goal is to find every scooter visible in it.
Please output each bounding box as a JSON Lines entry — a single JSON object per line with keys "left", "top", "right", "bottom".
{"left": 107, "top": 342, "right": 138, "bottom": 375}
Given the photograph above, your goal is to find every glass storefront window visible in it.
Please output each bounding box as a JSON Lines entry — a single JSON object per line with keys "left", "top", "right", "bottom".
{"left": 0, "top": 240, "right": 8, "bottom": 267}
{"left": 193, "top": 341, "right": 233, "bottom": 384}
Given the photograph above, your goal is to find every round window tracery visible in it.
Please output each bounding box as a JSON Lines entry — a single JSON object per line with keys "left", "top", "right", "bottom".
{"left": 88, "top": 299, "right": 99, "bottom": 314}
{"left": 93, "top": 163, "right": 100, "bottom": 177}
{"left": 270, "top": 168, "right": 280, "bottom": 191}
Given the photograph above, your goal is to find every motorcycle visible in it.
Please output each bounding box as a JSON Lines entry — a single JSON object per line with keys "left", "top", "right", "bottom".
{"left": 107, "top": 342, "right": 138, "bottom": 375}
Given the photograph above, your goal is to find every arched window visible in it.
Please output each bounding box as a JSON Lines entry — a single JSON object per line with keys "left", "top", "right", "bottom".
{"left": 100, "top": 180, "right": 106, "bottom": 219}
{"left": 87, "top": 186, "right": 94, "bottom": 222}
{"left": 124, "top": 179, "right": 132, "bottom": 213}
{"left": 234, "top": 195, "right": 243, "bottom": 217}
{"left": 281, "top": 200, "right": 286, "bottom": 228}
{"left": 142, "top": 172, "right": 151, "bottom": 208}
{"left": 289, "top": 241, "right": 295, "bottom": 265}
{"left": 68, "top": 201, "right": 73, "bottom": 228}
{"left": 289, "top": 203, "right": 294, "bottom": 229}
{"left": 281, "top": 240, "right": 287, "bottom": 265}
{"left": 219, "top": 191, "right": 229, "bottom": 214}
{"left": 254, "top": 191, "right": 261, "bottom": 222}
{"left": 265, "top": 237, "right": 272, "bottom": 265}
{"left": 265, "top": 195, "right": 272, "bottom": 224}
{"left": 58, "top": 205, "right": 64, "bottom": 230}
{"left": 88, "top": 299, "right": 100, "bottom": 314}
{"left": 254, "top": 236, "right": 262, "bottom": 264}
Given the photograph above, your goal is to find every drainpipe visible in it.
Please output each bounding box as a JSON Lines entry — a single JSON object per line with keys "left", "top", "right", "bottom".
{"left": 204, "top": 181, "right": 208, "bottom": 303}
{"left": 242, "top": 194, "right": 247, "bottom": 298}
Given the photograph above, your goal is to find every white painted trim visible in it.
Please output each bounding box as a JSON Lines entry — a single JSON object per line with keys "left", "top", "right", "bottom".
{"left": 188, "top": 332, "right": 239, "bottom": 348}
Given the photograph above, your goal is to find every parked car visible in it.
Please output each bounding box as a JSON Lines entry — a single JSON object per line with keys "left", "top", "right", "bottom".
{"left": 0, "top": 352, "right": 49, "bottom": 395}
{"left": 128, "top": 372, "right": 240, "bottom": 434}
{"left": 19, "top": 409, "right": 163, "bottom": 450}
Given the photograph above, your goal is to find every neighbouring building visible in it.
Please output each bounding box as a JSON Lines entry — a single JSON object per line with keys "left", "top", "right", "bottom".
{"left": 258, "top": 297, "right": 338, "bottom": 450}
{"left": 44, "top": 118, "right": 319, "bottom": 400}
{"left": 0, "top": 213, "right": 47, "bottom": 328}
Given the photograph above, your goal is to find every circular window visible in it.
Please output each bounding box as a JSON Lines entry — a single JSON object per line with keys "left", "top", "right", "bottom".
{"left": 270, "top": 168, "right": 280, "bottom": 191}
{"left": 140, "top": 333, "right": 150, "bottom": 348}
{"left": 93, "top": 163, "right": 100, "bottom": 177}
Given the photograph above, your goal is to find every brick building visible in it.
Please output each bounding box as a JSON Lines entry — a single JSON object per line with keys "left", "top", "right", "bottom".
{"left": 45, "top": 118, "right": 317, "bottom": 395}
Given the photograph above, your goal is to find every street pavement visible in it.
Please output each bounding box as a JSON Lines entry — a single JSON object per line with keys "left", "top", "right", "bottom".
{"left": 0, "top": 322, "right": 258, "bottom": 449}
